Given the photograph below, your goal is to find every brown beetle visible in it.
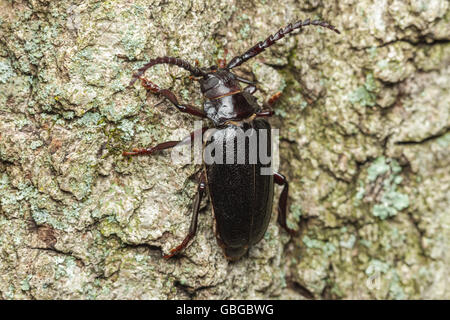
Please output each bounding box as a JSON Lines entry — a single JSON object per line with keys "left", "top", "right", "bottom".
{"left": 124, "top": 19, "right": 340, "bottom": 260}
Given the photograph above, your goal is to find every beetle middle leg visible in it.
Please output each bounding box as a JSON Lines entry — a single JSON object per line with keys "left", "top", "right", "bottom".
{"left": 140, "top": 77, "right": 207, "bottom": 118}
{"left": 255, "top": 92, "right": 282, "bottom": 117}
{"left": 274, "top": 172, "right": 296, "bottom": 236}
{"left": 163, "top": 172, "right": 207, "bottom": 259}
{"left": 123, "top": 127, "right": 208, "bottom": 156}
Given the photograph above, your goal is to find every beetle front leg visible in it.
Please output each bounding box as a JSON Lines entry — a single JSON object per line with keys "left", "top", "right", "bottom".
{"left": 217, "top": 48, "right": 228, "bottom": 69}
{"left": 122, "top": 141, "right": 179, "bottom": 156}
{"left": 123, "top": 127, "right": 208, "bottom": 156}
{"left": 164, "top": 172, "right": 207, "bottom": 259}
{"left": 140, "top": 77, "right": 207, "bottom": 118}
{"left": 274, "top": 172, "right": 296, "bottom": 236}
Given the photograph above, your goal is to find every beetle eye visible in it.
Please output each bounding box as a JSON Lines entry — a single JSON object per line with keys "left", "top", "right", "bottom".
{"left": 203, "top": 77, "right": 219, "bottom": 90}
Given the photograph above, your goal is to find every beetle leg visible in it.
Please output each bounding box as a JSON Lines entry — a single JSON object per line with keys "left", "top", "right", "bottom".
{"left": 164, "top": 172, "right": 207, "bottom": 259}
{"left": 267, "top": 91, "right": 282, "bottom": 106}
{"left": 255, "top": 91, "right": 282, "bottom": 117}
{"left": 217, "top": 48, "right": 228, "bottom": 69}
{"left": 123, "top": 127, "right": 208, "bottom": 156}
{"left": 123, "top": 141, "right": 178, "bottom": 156}
{"left": 140, "top": 77, "right": 207, "bottom": 118}
{"left": 274, "top": 172, "right": 297, "bottom": 236}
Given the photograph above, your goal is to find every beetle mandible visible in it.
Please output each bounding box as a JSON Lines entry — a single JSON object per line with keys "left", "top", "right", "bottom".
{"left": 124, "top": 19, "right": 340, "bottom": 261}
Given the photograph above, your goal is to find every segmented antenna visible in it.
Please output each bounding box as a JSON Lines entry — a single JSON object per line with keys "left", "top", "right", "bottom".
{"left": 129, "top": 56, "right": 205, "bottom": 86}
{"left": 226, "top": 19, "right": 340, "bottom": 69}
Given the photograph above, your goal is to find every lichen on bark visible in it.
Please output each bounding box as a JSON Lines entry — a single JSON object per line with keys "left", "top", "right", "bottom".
{"left": 0, "top": 0, "right": 448, "bottom": 299}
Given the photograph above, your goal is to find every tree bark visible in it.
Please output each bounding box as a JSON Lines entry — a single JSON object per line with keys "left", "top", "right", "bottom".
{"left": 0, "top": 0, "right": 448, "bottom": 299}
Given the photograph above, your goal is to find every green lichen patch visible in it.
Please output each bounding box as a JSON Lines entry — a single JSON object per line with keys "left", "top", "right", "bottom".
{"left": 365, "top": 259, "right": 390, "bottom": 276}
{"left": 302, "top": 235, "right": 337, "bottom": 257}
{"left": 373, "top": 42, "right": 415, "bottom": 83}
{"left": 0, "top": 0, "right": 448, "bottom": 301}
{"left": 357, "top": 157, "right": 410, "bottom": 220}
{"left": 20, "top": 275, "right": 32, "bottom": 291}
{"left": 372, "top": 191, "right": 409, "bottom": 220}
{"left": 367, "top": 156, "right": 390, "bottom": 181}
{"left": 0, "top": 59, "right": 15, "bottom": 84}
{"left": 349, "top": 73, "right": 378, "bottom": 107}
{"left": 120, "top": 28, "right": 147, "bottom": 60}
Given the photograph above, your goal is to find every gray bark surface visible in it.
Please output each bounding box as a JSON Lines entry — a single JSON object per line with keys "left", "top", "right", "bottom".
{"left": 0, "top": 0, "right": 448, "bottom": 299}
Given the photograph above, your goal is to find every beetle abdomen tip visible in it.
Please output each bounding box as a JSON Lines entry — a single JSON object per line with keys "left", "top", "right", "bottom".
{"left": 224, "top": 246, "right": 248, "bottom": 261}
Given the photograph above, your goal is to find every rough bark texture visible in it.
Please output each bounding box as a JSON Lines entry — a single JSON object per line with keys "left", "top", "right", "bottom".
{"left": 0, "top": 0, "right": 449, "bottom": 299}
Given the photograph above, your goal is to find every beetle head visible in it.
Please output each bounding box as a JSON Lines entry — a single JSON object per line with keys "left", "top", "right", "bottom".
{"left": 198, "top": 67, "right": 241, "bottom": 100}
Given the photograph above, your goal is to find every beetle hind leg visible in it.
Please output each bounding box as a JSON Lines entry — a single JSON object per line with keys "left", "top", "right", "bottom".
{"left": 274, "top": 172, "right": 297, "bottom": 236}
{"left": 163, "top": 172, "right": 207, "bottom": 259}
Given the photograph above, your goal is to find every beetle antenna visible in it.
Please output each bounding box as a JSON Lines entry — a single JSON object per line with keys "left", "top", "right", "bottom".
{"left": 129, "top": 56, "right": 206, "bottom": 86}
{"left": 226, "top": 19, "right": 340, "bottom": 70}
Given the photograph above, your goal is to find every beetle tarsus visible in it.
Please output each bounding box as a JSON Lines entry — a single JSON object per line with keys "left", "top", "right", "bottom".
{"left": 140, "top": 77, "right": 160, "bottom": 93}
{"left": 217, "top": 48, "right": 228, "bottom": 69}
{"left": 254, "top": 91, "right": 282, "bottom": 117}
{"left": 267, "top": 91, "right": 282, "bottom": 106}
